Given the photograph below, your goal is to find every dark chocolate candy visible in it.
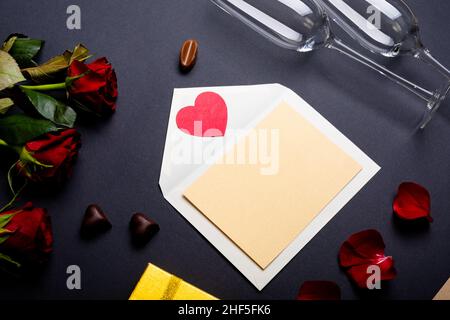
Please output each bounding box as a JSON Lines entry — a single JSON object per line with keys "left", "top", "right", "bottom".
{"left": 129, "top": 213, "right": 160, "bottom": 245}
{"left": 179, "top": 39, "right": 198, "bottom": 73}
{"left": 80, "top": 204, "right": 112, "bottom": 237}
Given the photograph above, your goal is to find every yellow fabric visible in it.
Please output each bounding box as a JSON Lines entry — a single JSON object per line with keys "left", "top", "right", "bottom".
{"left": 129, "top": 263, "right": 217, "bottom": 300}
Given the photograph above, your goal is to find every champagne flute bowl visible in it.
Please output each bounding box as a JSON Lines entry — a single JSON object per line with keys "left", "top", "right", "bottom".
{"left": 317, "top": 0, "right": 450, "bottom": 75}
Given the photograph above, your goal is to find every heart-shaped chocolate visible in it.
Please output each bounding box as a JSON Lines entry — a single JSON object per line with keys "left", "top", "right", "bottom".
{"left": 176, "top": 92, "right": 228, "bottom": 137}
{"left": 80, "top": 204, "right": 112, "bottom": 237}
{"left": 129, "top": 213, "right": 160, "bottom": 246}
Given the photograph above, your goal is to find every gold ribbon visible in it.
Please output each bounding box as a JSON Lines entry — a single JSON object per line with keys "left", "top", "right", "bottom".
{"left": 161, "top": 275, "right": 182, "bottom": 300}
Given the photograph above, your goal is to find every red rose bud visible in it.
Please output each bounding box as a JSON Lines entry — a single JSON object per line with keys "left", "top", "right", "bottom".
{"left": 67, "top": 57, "right": 118, "bottom": 116}
{"left": 393, "top": 182, "right": 432, "bottom": 222}
{"left": 297, "top": 281, "right": 341, "bottom": 300}
{"left": 16, "top": 129, "right": 81, "bottom": 185}
{"left": 339, "top": 230, "right": 396, "bottom": 289}
{"left": 0, "top": 202, "right": 53, "bottom": 267}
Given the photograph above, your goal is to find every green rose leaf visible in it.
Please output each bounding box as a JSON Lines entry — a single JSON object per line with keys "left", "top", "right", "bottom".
{"left": 1, "top": 36, "right": 18, "bottom": 53}
{"left": 22, "top": 44, "right": 90, "bottom": 83}
{"left": 0, "top": 208, "right": 20, "bottom": 247}
{"left": 68, "top": 44, "right": 91, "bottom": 64}
{"left": 0, "top": 50, "right": 26, "bottom": 91}
{"left": 0, "top": 212, "right": 16, "bottom": 229}
{"left": 0, "top": 228, "right": 14, "bottom": 245}
{"left": 0, "top": 211, "right": 18, "bottom": 245}
{"left": 0, "top": 98, "right": 14, "bottom": 114}
{"left": 0, "top": 252, "right": 20, "bottom": 268}
{"left": 21, "top": 88, "right": 76, "bottom": 127}
{"left": 3, "top": 35, "right": 44, "bottom": 67}
{"left": 0, "top": 114, "right": 60, "bottom": 145}
{"left": 0, "top": 235, "right": 10, "bottom": 245}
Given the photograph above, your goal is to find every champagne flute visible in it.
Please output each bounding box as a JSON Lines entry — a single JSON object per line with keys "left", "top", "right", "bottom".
{"left": 316, "top": 0, "right": 450, "bottom": 76}
{"left": 209, "top": 0, "right": 450, "bottom": 128}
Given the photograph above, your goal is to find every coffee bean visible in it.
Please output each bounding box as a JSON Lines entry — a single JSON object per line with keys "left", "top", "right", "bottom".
{"left": 129, "top": 213, "right": 160, "bottom": 245}
{"left": 179, "top": 39, "right": 198, "bottom": 73}
{"left": 80, "top": 204, "right": 112, "bottom": 238}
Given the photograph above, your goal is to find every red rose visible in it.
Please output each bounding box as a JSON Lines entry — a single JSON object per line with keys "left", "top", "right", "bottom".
{"left": 67, "top": 57, "right": 118, "bottom": 116}
{"left": 16, "top": 129, "right": 81, "bottom": 185}
{"left": 0, "top": 202, "right": 53, "bottom": 266}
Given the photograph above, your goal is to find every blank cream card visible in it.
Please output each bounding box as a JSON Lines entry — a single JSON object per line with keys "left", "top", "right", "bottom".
{"left": 184, "top": 102, "right": 362, "bottom": 269}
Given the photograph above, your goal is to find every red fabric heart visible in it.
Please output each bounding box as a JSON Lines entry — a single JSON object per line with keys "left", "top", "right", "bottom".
{"left": 176, "top": 92, "right": 228, "bottom": 137}
{"left": 393, "top": 182, "right": 432, "bottom": 222}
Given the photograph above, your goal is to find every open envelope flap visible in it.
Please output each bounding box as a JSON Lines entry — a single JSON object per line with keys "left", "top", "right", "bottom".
{"left": 159, "top": 84, "right": 380, "bottom": 290}
{"left": 160, "top": 84, "right": 286, "bottom": 195}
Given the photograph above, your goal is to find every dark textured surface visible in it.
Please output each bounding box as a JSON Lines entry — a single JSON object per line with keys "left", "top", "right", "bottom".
{"left": 0, "top": 0, "right": 449, "bottom": 300}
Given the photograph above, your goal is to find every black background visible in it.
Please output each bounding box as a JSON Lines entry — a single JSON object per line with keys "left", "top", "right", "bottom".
{"left": 0, "top": 0, "right": 449, "bottom": 300}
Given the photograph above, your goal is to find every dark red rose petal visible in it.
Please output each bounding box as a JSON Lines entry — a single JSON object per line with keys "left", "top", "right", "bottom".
{"left": 346, "top": 257, "right": 396, "bottom": 288}
{"left": 393, "top": 182, "right": 432, "bottom": 222}
{"left": 339, "top": 229, "right": 385, "bottom": 267}
{"left": 297, "top": 281, "right": 341, "bottom": 300}
{"left": 339, "top": 230, "right": 396, "bottom": 289}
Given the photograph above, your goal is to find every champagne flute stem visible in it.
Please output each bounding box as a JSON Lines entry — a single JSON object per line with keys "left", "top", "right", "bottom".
{"left": 414, "top": 48, "right": 450, "bottom": 79}
{"left": 327, "top": 38, "right": 433, "bottom": 102}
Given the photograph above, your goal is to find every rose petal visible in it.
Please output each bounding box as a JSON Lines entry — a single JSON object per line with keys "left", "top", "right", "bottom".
{"left": 297, "top": 281, "right": 341, "bottom": 300}
{"left": 339, "top": 230, "right": 396, "bottom": 288}
{"left": 339, "top": 229, "right": 385, "bottom": 267}
{"left": 393, "top": 182, "right": 432, "bottom": 222}
{"left": 346, "top": 257, "right": 396, "bottom": 289}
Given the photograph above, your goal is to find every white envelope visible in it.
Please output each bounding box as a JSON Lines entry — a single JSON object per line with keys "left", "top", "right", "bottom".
{"left": 159, "top": 83, "right": 380, "bottom": 290}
